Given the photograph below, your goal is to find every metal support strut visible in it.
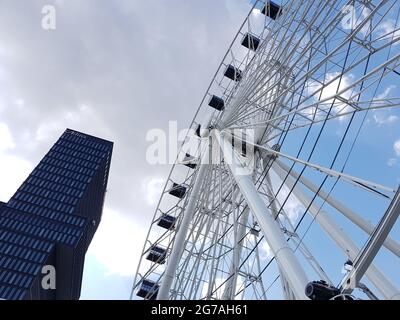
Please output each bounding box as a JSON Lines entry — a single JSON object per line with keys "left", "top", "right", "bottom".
{"left": 216, "top": 132, "right": 309, "bottom": 299}
{"left": 157, "top": 150, "right": 209, "bottom": 300}
{"left": 272, "top": 162, "right": 400, "bottom": 300}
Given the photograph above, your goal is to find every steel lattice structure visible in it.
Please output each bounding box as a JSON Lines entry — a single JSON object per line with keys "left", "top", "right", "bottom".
{"left": 131, "top": 0, "right": 400, "bottom": 300}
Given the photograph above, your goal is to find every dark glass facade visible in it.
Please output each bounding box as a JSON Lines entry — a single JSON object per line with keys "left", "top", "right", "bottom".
{"left": 0, "top": 129, "right": 113, "bottom": 300}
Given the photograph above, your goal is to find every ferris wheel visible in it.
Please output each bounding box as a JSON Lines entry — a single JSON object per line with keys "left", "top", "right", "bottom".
{"left": 131, "top": 0, "right": 400, "bottom": 300}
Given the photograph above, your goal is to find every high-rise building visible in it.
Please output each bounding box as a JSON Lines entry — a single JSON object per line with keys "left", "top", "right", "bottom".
{"left": 0, "top": 129, "right": 113, "bottom": 300}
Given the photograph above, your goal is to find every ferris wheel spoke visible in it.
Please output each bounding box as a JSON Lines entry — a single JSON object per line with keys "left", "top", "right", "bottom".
{"left": 341, "top": 189, "right": 400, "bottom": 296}
{"left": 227, "top": 96, "right": 400, "bottom": 139}
{"left": 223, "top": 6, "right": 351, "bottom": 124}
{"left": 222, "top": 0, "right": 338, "bottom": 124}
{"left": 222, "top": 206, "right": 250, "bottom": 299}
{"left": 276, "top": 159, "right": 400, "bottom": 257}
{"left": 173, "top": 188, "right": 215, "bottom": 297}
{"left": 272, "top": 162, "right": 400, "bottom": 299}
{"left": 223, "top": 17, "right": 400, "bottom": 129}
{"left": 225, "top": 49, "right": 400, "bottom": 136}
{"left": 174, "top": 164, "right": 240, "bottom": 299}
{"left": 174, "top": 165, "right": 223, "bottom": 295}
{"left": 216, "top": 132, "right": 310, "bottom": 299}
{"left": 256, "top": 170, "right": 333, "bottom": 285}
{"left": 224, "top": 43, "right": 400, "bottom": 131}
{"left": 226, "top": 131, "right": 396, "bottom": 195}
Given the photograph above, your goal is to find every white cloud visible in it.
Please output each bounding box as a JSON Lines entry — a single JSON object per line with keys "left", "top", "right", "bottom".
{"left": 359, "top": 7, "right": 372, "bottom": 36}
{"left": 299, "top": 105, "right": 321, "bottom": 120}
{"left": 143, "top": 177, "right": 164, "bottom": 206}
{"left": 387, "top": 158, "right": 398, "bottom": 167}
{"left": 201, "top": 277, "right": 227, "bottom": 299}
{"left": 201, "top": 277, "right": 244, "bottom": 299}
{"left": 87, "top": 207, "right": 147, "bottom": 277}
{"left": 304, "top": 72, "right": 353, "bottom": 121}
{"left": 260, "top": 241, "right": 272, "bottom": 260}
{"left": 35, "top": 104, "right": 114, "bottom": 143}
{"left": 0, "top": 0, "right": 249, "bottom": 220}
{"left": 323, "top": 72, "right": 353, "bottom": 121}
{"left": 275, "top": 184, "right": 303, "bottom": 225}
{"left": 373, "top": 114, "right": 399, "bottom": 126}
{"left": 376, "top": 19, "right": 400, "bottom": 43}
{"left": 394, "top": 140, "right": 400, "bottom": 157}
{"left": 0, "top": 122, "right": 15, "bottom": 151}
{"left": 284, "top": 198, "right": 303, "bottom": 223}
{"left": 0, "top": 0, "right": 253, "bottom": 298}
{"left": 376, "top": 85, "right": 396, "bottom": 100}
{"left": 0, "top": 154, "right": 32, "bottom": 202}
{"left": 371, "top": 85, "right": 398, "bottom": 125}
{"left": 13, "top": 98, "right": 25, "bottom": 107}
{"left": 252, "top": 8, "right": 261, "bottom": 16}
{"left": 342, "top": 5, "right": 372, "bottom": 37}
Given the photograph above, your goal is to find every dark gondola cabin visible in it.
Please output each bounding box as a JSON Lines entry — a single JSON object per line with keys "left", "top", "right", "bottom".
{"left": 208, "top": 95, "right": 225, "bottom": 111}
{"left": 241, "top": 33, "right": 260, "bottom": 51}
{"left": 224, "top": 64, "right": 242, "bottom": 82}
{"left": 137, "top": 280, "right": 159, "bottom": 300}
{"left": 157, "top": 214, "right": 177, "bottom": 230}
{"left": 262, "top": 1, "right": 282, "bottom": 20}
{"left": 169, "top": 183, "right": 187, "bottom": 199}
{"left": 146, "top": 245, "right": 167, "bottom": 264}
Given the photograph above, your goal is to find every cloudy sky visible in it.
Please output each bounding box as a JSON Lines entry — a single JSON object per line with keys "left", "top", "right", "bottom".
{"left": 0, "top": 0, "right": 254, "bottom": 299}
{"left": 1, "top": 0, "right": 400, "bottom": 300}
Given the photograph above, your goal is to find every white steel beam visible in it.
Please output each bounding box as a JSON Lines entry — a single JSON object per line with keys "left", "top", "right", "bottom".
{"left": 272, "top": 162, "right": 400, "bottom": 300}
{"left": 276, "top": 159, "right": 400, "bottom": 257}
{"left": 234, "top": 137, "right": 396, "bottom": 195}
{"left": 222, "top": 207, "right": 250, "bottom": 300}
{"left": 280, "top": 274, "right": 296, "bottom": 300}
{"left": 341, "top": 189, "right": 400, "bottom": 296}
{"left": 217, "top": 133, "right": 309, "bottom": 299}
{"left": 265, "top": 170, "right": 332, "bottom": 289}
{"left": 265, "top": 171, "right": 298, "bottom": 299}
{"left": 157, "top": 157, "right": 209, "bottom": 300}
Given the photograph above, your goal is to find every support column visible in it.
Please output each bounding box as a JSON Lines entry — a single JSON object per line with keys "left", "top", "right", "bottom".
{"left": 217, "top": 133, "right": 309, "bottom": 299}
{"left": 157, "top": 159, "right": 208, "bottom": 300}
{"left": 266, "top": 172, "right": 296, "bottom": 299}
{"left": 280, "top": 274, "right": 296, "bottom": 300}
{"left": 222, "top": 207, "right": 250, "bottom": 300}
